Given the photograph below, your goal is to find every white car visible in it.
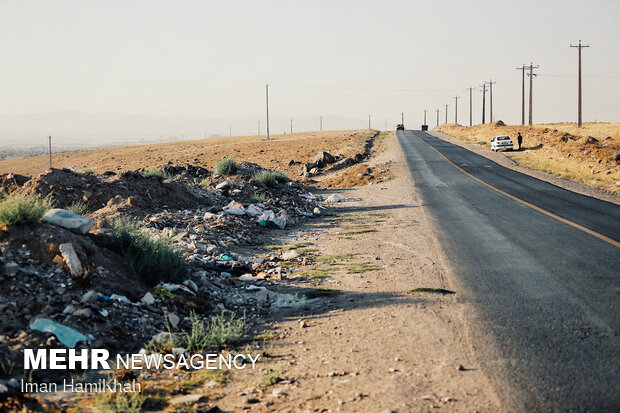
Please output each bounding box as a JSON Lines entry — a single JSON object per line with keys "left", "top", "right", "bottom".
{"left": 491, "top": 135, "right": 514, "bottom": 152}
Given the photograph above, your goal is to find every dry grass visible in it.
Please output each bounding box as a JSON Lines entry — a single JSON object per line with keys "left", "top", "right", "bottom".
{"left": 437, "top": 122, "right": 620, "bottom": 194}
{"left": 0, "top": 130, "right": 375, "bottom": 179}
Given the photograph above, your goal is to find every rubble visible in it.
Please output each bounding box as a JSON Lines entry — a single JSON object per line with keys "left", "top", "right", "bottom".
{"left": 42, "top": 209, "right": 94, "bottom": 234}
{"left": 0, "top": 158, "right": 348, "bottom": 389}
{"left": 58, "top": 243, "right": 83, "bottom": 277}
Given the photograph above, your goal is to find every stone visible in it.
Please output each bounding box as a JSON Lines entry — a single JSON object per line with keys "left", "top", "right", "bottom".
{"left": 81, "top": 290, "right": 99, "bottom": 304}
{"left": 169, "top": 394, "right": 206, "bottom": 404}
{"left": 4, "top": 262, "right": 19, "bottom": 276}
{"left": 299, "top": 163, "right": 316, "bottom": 176}
{"left": 73, "top": 308, "right": 92, "bottom": 319}
{"left": 313, "top": 151, "right": 336, "bottom": 167}
{"left": 313, "top": 207, "right": 321, "bottom": 216}
{"left": 281, "top": 250, "right": 299, "bottom": 260}
{"left": 141, "top": 292, "right": 155, "bottom": 305}
{"left": 42, "top": 209, "right": 94, "bottom": 234}
{"left": 216, "top": 181, "right": 231, "bottom": 191}
{"left": 167, "top": 312, "right": 180, "bottom": 328}
{"left": 59, "top": 243, "right": 83, "bottom": 277}
{"left": 244, "top": 397, "right": 260, "bottom": 404}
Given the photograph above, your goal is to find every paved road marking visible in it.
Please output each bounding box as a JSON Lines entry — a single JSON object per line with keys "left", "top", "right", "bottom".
{"left": 410, "top": 131, "right": 620, "bottom": 248}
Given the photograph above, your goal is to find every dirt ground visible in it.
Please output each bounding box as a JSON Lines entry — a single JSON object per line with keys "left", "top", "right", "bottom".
{"left": 205, "top": 133, "right": 501, "bottom": 412}
{"left": 436, "top": 122, "right": 620, "bottom": 195}
{"left": 0, "top": 130, "right": 375, "bottom": 180}
{"left": 1, "top": 130, "right": 498, "bottom": 412}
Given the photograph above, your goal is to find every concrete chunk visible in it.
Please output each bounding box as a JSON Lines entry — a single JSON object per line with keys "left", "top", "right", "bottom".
{"left": 42, "top": 209, "right": 94, "bottom": 234}
{"left": 59, "top": 243, "right": 83, "bottom": 278}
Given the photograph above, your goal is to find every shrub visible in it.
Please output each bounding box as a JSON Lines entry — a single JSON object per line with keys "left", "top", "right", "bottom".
{"left": 141, "top": 168, "right": 171, "bottom": 180}
{"left": 0, "top": 193, "right": 54, "bottom": 226}
{"left": 249, "top": 193, "right": 269, "bottom": 204}
{"left": 253, "top": 170, "right": 290, "bottom": 187}
{"left": 67, "top": 201, "right": 88, "bottom": 215}
{"left": 103, "top": 218, "right": 188, "bottom": 286}
{"left": 94, "top": 391, "right": 145, "bottom": 413}
{"left": 215, "top": 157, "right": 238, "bottom": 176}
{"left": 174, "top": 311, "right": 247, "bottom": 352}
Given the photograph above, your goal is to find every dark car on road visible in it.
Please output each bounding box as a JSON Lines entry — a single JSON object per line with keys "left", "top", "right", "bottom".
{"left": 396, "top": 124, "right": 405, "bottom": 130}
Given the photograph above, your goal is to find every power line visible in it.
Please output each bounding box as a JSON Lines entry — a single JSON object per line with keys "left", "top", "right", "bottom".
{"left": 571, "top": 40, "right": 590, "bottom": 127}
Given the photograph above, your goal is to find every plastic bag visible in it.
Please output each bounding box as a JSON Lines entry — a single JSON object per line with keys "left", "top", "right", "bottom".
{"left": 30, "top": 318, "right": 89, "bottom": 348}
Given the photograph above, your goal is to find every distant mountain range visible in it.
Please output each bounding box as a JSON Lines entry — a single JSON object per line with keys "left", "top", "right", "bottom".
{"left": 0, "top": 111, "right": 374, "bottom": 149}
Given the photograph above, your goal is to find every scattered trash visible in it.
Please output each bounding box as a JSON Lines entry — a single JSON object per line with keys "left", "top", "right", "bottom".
{"left": 183, "top": 279, "right": 198, "bottom": 293}
{"left": 158, "top": 282, "right": 197, "bottom": 296}
{"left": 110, "top": 294, "right": 132, "bottom": 304}
{"left": 219, "top": 255, "right": 234, "bottom": 261}
{"left": 245, "top": 204, "right": 262, "bottom": 217}
{"left": 29, "top": 318, "right": 89, "bottom": 348}
{"left": 224, "top": 200, "right": 246, "bottom": 216}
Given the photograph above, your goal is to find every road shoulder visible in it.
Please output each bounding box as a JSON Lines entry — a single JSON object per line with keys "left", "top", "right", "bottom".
{"left": 431, "top": 130, "right": 620, "bottom": 205}
{"left": 215, "top": 132, "right": 502, "bottom": 412}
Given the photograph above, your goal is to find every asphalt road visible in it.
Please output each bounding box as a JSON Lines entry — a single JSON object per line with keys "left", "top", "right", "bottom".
{"left": 397, "top": 130, "right": 620, "bottom": 412}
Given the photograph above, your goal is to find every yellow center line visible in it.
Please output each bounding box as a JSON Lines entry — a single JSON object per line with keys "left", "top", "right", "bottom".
{"left": 413, "top": 132, "right": 620, "bottom": 248}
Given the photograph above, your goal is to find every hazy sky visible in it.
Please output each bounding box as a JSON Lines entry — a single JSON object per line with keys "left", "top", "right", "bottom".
{"left": 1, "top": 0, "right": 619, "bottom": 128}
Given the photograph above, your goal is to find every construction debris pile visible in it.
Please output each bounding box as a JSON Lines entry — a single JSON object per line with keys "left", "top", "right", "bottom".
{"left": 0, "top": 159, "right": 340, "bottom": 389}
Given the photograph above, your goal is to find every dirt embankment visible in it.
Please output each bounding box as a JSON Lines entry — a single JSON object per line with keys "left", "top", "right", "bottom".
{"left": 436, "top": 122, "right": 620, "bottom": 195}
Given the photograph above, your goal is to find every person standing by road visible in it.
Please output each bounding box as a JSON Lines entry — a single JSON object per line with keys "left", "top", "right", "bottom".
{"left": 517, "top": 132, "right": 523, "bottom": 151}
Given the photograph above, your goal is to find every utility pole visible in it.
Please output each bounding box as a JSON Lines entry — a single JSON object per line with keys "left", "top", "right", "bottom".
{"left": 444, "top": 104, "right": 448, "bottom": 124}
{"left": 320, "top": 116, "right": 323, "bottom": 131}
{"left": 290, "top": 119, "right": 293, "bottom": 134}
{"left": 467, "top": 87, "right": 473, "bottom": 126}
{"left": 368, "top": 115, "right": 371, "bottom": 130}
{"left": 571, "top": 40, "right": 589, "bottom": 127}
{"left": 480, "top": 83, "right": 488, "bottom": 124}
{"left": 488, "top": 80, "right": 497, "bottom": 123}
{"left": 48, "top": 136, "right": 52, "bottom": 169}
{"left": 423, "top": 109, "right": 427, "bottom": 125}
{"left": 265, "top": 84, "right": 270, "bottom": 140}
{"left": 229, "top": 125, "right": 232, "bottom": 138}
{"left": 401, "top": 112, "right": 404, "bottom": 125}
{"left": 436, "top": 109, "right": 439, "bottom": 127}
{"left": 204, "top": 131, "right": 207, "bottom": 140}
{"left": 454, "top": 96, "right": 460, "bottom": 124}
{"left": 516, "top": 65, "right": 527, "bottom": 125}
{"left": 257, "top": 121, "right": 260, "bottom": 136}
{"left": 527, "top": 62, "right": 539, "bottom": 125}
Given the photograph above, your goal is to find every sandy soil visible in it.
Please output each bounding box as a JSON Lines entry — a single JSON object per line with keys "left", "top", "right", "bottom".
{"left": 0, "top": 130, "right": 374, "bottom": 179}
{"left": 211, "top": 133, "right": 501, "bottom": 412}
